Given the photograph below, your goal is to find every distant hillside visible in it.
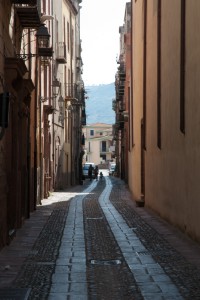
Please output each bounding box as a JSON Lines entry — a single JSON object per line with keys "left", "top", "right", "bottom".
{"left": 85, "top": 83, "right": 115, "bottom": 125}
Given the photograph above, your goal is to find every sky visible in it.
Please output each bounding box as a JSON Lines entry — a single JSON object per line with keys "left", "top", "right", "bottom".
{"left": 80, "top": 0, "right": 128, "bottom": 86}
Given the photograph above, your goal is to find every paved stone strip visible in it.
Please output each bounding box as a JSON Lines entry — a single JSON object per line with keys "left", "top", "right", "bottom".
{"left": 98, "top": 177, "right": 183, "bottom": 300}
{"left": 83, "top": 180, "right": 143, "bottom": 300}
{"left": 49, "top": 180, "right": 98, "bottom": 300}
{"left": 110, "top": 178, "right": 200, "bottom": 299}
{"left": 109, "top": 177, "right": 200, "bottom": 299}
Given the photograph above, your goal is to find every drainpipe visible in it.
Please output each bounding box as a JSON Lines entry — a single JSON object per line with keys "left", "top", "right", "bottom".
{"left": 39, "top": 61, "right": 43, "bottom": 203}
{"left": 34, "top": 43, "right": 39, "bottom": 207}
{"left": 70, "top": 12, "right": 73, "bottom": 185}
{"left": 51, "top": 0, "right": 55, "bottom": 190}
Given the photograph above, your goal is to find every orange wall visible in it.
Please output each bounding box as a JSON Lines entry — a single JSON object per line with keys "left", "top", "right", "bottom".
{"left": 130, "top": 0, "right": 200, "bottom": 243}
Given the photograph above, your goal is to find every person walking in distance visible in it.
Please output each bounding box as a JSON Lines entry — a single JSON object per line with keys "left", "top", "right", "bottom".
{"left": 94, "top": 166, "right": 99, "bottom": 181}
{"left": 88, "top": 164, "right": 93, "bottom": 181}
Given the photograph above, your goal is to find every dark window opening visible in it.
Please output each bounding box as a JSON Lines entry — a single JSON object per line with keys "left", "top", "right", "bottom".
{"left": 101, "top": 141, "right": 106, "bottom": 152}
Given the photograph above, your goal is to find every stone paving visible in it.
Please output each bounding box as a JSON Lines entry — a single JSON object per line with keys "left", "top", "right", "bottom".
{"left": 109, "top": 177, "right": 200, "bottom": 299}
{"left": 0, "top": 174, "right": 200, "bottom": 299}
{"left": 99, "top": 178, "right": 182, "bottom": 299}
{"left": 49, "top": 180, "right": 97, "bottom": 299}
{"left": 83, "top": 179, "right": 142, "bottom": 300}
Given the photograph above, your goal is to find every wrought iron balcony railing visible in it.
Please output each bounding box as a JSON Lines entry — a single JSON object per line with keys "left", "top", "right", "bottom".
{"left": 118, "top": 101, "right": 125, "bottom": 112}
{"left": 112, "top": 99, "right": 116, "bottom": 111}
{"left": 118, "top": 62, "right": 126, "bottom": 81}
{"left": 65, "top": 83, "right": 82, "bottom": 101}
{"left": 12, "top": 0, "right": 37, "bottom": 4}
{"left": 100, "top": 148, "right": 110, "bottom": 153}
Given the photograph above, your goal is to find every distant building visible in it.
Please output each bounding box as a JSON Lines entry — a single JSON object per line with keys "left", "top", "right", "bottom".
{"left": 114, "top": 2, "right": 131, "bottom": 182}
{"left": 82, "top": 123, "right": 115, "bottom": 166}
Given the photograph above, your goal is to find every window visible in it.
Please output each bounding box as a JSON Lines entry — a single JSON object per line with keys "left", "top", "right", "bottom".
{"left": 102, "top": 141, "right": 106, "bottom": 152}
{"left": 90, "top": 129, "right": 94, "bottom": 136}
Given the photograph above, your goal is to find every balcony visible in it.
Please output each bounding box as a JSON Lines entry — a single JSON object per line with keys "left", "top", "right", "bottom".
{"left": 118, "top": 80, "right": 125, "bottom": 96}
{"left": 100, "top": 148, "right": 110, "bottom": 154}
{"left": 118, "top": 101, "right": 125, "bottom": 112}
{"left": 56, "top": 42, "right": 67, "bottom": 64}
{"left": 65, "top": 83, "right": 81, "bottom": 100}
{"left": 116, "top": 113, "right": 124, "bottom": 123}
{"left": 12, "top": 0, "right": 37, "bottom": 4}
{"left": 76, "top": 57, "right": 83, "bottom": 73}
{"left": 112, "top": 99, "right": 116, "bottom": 111}
{"left": 15, "top": 0, "right": 41, "bottom": 28}
{"left": 118, "top": 62, "right": 126, "bottom": 81}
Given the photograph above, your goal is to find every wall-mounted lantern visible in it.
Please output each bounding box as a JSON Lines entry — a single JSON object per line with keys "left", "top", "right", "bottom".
{"left": 52, "top": 79, "right": 61, "bottom": 97}
{"left": 16, "top": 24, "right": 53, "bottom": 60}
{"left": 58, "top": 96, "right": 64, "bottom": 124}
{"left": 36, "top": 24, "right": 50, "bottom": 48}
{"left": 58, "top": 95, "right": 64, "bottom": 110}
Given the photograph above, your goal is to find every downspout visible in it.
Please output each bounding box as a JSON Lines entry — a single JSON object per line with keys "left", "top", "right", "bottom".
{"left": 34, "top": 39, "right": 39, "bottom": 207}
{"left": 51, "top": 0, "right": 55, "bottom": 189}
{"left": 34, "top": 58, "right": 41, "bottom": 205}
{"left": 26, "top": 28, "right": 31, "bottom": 216}
{"left": 39, "top": 60, "right": 43, "bottom": 203}
{"left": 70, "top": 11, "right": 73, "bottom": 185}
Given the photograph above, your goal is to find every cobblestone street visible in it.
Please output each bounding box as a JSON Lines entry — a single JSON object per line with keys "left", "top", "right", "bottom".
{"left": 1, "top": 174, "right": 200, "bottom": 299}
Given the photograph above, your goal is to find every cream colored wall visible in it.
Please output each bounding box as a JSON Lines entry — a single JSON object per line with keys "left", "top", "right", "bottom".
{"left": 55, "top": 1, "right": 76, "bottom": 181}
{"left": 128, "top": 0, "right": 144, "bottom": 201}
{"left": 87, "top": 139, "right": 100, "bottom": 165}
{"left": 83, "top": 124, "right": 113, "bottom": 166}
{"left": 142, "top": 0, "right": 200, "bottom": 242}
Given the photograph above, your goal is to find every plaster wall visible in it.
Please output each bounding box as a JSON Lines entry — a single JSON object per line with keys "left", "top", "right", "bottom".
{"left": 128, "top": 0, "right": 144, "bottom": 201}
{"left": 143, "top": 0, "right": 200, "bottom": 242}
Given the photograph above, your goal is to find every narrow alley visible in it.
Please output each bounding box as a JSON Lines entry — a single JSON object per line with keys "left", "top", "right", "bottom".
{"left": 0, "top": 173, "right": 200, "bottom": 300}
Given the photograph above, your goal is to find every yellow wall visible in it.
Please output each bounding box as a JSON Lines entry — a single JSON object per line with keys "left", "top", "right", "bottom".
{"left": 128, "top": 0, "right": 144, "bottom": 201}
{"left": 130, "top": 0, "right": 200, "bottom": 242}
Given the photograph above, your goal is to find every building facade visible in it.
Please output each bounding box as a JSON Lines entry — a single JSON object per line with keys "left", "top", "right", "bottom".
{"left": 52, "top": 0, "right": 85, "bottom": 189}
{"left": 0, "top": 0, "right": 85, "bottom": 249}
{"left": 128, "top": 0, "right": 200, "bottom": 243}
{"left": 114, "top": 2, "right": 131, "bottom": 182}
{"left": 0, "top": 0, "right": 42, "bottom": 248}
{"left": 83, "top": 123, "right": 114, "bottom": 166}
